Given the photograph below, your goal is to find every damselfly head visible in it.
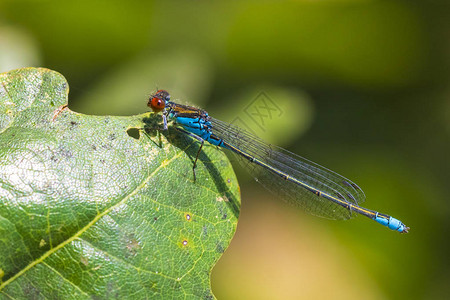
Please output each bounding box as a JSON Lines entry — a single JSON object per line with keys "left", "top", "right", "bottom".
{"left": 148, "top": 89, "right": 171, "bottom": 112}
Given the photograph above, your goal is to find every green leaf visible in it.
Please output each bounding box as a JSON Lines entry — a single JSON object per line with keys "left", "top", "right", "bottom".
{"left": 0, "top": 68, "right": 240, "bottom": 299}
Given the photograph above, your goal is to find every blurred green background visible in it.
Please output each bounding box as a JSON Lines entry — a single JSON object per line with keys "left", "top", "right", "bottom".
{"left": 1, "top": 0, "right": 448, "bottom": 299}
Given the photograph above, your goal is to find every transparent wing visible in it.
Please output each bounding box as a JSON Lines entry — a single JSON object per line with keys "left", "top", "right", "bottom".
{"left": 210, "top": 117, "right": 366, "bottom": 220}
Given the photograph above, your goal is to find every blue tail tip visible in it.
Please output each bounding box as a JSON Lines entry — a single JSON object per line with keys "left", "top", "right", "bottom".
{"left": 375, "top": 215, "right": 410, "bottom": 233}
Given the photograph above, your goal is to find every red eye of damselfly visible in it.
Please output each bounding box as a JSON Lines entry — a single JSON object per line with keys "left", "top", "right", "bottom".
{"left": 149, "top": 97, "right": 165, "bottom": 112}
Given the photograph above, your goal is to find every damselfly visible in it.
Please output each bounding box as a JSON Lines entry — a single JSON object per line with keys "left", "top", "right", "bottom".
{"left": 147, "top": 90, "right": 409, "bottom": 233}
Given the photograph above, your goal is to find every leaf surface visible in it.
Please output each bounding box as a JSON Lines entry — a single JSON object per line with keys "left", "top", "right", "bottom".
{"left": 0, "top": 68, "right": 240, "bottom": 299}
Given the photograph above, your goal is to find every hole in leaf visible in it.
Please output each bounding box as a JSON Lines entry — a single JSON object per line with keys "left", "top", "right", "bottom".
{"left": 127, "top": 128, "right": 140, "bottom": 139}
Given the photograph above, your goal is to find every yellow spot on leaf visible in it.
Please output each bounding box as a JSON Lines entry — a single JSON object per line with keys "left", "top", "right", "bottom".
{"left": 80, "top": 256, "right": 89, "bottom": 266}
{"left": 160, "top": 159, "right": 170, "bottom": 167}
{"left": 93, "top": 265, "right": 102, "bottom": 271}
{"left": 216, "top": 195, "right": 229, "bottom": 202}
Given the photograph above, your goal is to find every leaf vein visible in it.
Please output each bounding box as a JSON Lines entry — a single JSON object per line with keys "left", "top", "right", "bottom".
{"left": 41, "top": 262, "right": 90, "bottom": 298}
{"left": 76, "top": 237, "right": 177, "bottom": 281}
{"left": 0, "top": 151, "right": 182, "bottom": 291}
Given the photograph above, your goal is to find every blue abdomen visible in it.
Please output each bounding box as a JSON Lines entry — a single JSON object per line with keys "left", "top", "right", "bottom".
{"left": 175, "top": 116, "right": 224, "bottom": 147}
